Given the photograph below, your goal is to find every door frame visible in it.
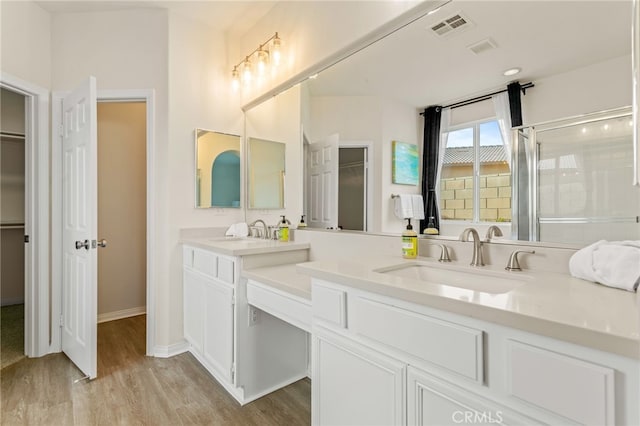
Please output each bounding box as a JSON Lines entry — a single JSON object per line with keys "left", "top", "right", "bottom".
{"left": 339, "top": 140, "right": 373, "bottom": 232}
{"left": 0, "top": 72, "right": 50, "bottom": 357}
{"left": 52, "top": 89, "right": 156, "bottom": 356}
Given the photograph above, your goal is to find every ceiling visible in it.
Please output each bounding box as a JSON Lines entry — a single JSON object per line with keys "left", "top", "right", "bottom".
{"left": 34, "top": 0, "right": 276, "bottom": 34}
{"left": 306, "top": 0, "right": 632, "bottom": 108}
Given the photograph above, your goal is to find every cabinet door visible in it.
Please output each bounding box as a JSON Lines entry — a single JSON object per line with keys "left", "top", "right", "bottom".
{"left": 183, "top": 269, "right": 205, "bottom": 353}
{"left": 203, "top": 279, "right": 234, "bottom": 384}
{"left": 408, "top": 367, "right": 539, "bottom": 426}
{"left": 313, "top": 330, "right": 405, "bottom": 426}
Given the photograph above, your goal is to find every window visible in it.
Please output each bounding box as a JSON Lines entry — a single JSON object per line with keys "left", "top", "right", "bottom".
{"left": 439, "top": 119, "right": 511, "bottom": 223}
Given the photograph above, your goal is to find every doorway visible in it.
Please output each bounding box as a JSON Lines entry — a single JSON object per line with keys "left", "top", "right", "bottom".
{"left": 338, "top": 147, "right": 368, "bottom": 231}
{"left": 0, "top": 88, "right": 27, "bottom": 368}
{"left": 96, "top": 102, "right": 147, "bottom": 355}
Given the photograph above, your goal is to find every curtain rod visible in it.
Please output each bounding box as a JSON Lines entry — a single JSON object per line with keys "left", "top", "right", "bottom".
{"left": 420, "top": 82, "right": 535, "bottom": 115}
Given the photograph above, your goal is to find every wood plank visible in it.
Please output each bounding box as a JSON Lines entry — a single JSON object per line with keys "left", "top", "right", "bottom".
{"left": 1, "top": 315, "right": 311, "bottom": 425}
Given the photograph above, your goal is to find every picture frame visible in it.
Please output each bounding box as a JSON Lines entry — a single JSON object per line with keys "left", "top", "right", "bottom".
{"left": 392, "top": 141, "right": 419, "bottom": 185}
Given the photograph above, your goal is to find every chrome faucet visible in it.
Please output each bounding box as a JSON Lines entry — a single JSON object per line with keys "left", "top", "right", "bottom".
{"left": 485, "top": 225, "right": 503, "bottom": 241}
{"left": 248, "top": 219, "right": 268, "bottom": 239}
{"left": 460, "top": 228, "right": 484, "bottom": 266}
{"left": 432, "top": 244, "right": 452, "bottom": 262}
{"left": 505, "top": 250, "right": 535, "bottom": 271}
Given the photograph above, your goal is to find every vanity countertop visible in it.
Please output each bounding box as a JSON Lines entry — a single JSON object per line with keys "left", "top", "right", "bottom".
{"left": 242, "top": 264, "right": 311, "bottom": 302}
{"left": 181, "top": 237, "right": 310, "bottom": 256}
{"left": 297, "top": 256, "right": 640, "bottom": 359}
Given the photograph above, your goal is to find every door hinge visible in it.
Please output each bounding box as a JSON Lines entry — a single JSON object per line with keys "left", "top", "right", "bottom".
{"left": 58, "top": 123, "right": 64, "bottom": 138}
{"left": 231, "top": 362, "right": 236, "bottom": 382}
{"left": 24, "top": 235, "right": 29, "bottom": 243}
{"left": 59, "top": 314, "right": 64, "bottom": 328}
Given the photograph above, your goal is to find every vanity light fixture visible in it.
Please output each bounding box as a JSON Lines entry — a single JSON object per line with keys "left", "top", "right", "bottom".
{"left": 231, "top": 32, "right": 282, "bottom": 91}
{"left": 503, "top": 67, "right": 521, "bottom": 76}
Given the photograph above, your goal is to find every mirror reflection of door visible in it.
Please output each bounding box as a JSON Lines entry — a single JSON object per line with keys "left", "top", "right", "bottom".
{"left": 195, "top": 130, "right": 241, "bottom": 208}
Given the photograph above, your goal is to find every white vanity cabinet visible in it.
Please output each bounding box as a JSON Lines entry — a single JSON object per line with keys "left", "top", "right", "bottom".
{"left": 183, "top": 243, "right": 310, "bottom": 405}
{"left": 311, "top": 279, "right": 639, "bottom": 426}
{"left": 183, "top": 247, "right": 236, "bottom": 387}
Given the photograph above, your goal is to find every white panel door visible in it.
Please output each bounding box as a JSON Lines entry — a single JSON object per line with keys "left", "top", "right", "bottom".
{"left": 203, "top": 279, "right": 234, "bottom": 384}
{"left": 308, "top": 134, "right": 338, "bottom": 229}
{"left": 61, "top": 77, "right": 98, "bottom": 379}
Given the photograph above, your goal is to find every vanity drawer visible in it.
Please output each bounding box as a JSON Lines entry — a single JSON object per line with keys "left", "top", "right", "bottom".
{"left": 217, "top": 256, "right": 235, "bottom": 284}
{"left": 351, "top": 296, "right": 484, "bottom": 383}
{"left": 192, "top": 248, "right": 218, "bottom": 278}
{"left": 312, "top": 281, "right": 347, "bottom": 328}
{"left": 507, "top": 340, "right": 615, "bottom": 425}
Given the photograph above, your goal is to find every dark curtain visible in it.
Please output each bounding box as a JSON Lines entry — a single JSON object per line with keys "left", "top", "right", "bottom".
{"left": 420, "top": 106, "right": 442, "bottom": 234}
{"left": 507, "top": 81, "right": 523, "bottom": 127}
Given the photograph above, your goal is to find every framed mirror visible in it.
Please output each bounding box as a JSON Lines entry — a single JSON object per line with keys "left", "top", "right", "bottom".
{"left": 195, "top": 129, "right": 241, "bottom": 208}
{"left": 247, "top": 137, "right": 286, "bottom": 209}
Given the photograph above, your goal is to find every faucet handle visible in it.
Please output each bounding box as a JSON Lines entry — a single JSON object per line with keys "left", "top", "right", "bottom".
{"left": 505, "top": 250, "right": 535, "bottom": 271}
{"left": 438, "top": 244, "right": 452, "bottom": 262}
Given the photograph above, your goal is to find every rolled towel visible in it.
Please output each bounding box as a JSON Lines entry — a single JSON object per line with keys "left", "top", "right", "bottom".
{"left": 569, "top": 240, "right": 640, "bottom": 292}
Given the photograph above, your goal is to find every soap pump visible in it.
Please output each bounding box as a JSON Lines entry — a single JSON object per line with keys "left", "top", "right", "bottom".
{"left": 298, "top": 215, "right": 307, "bottom": 228}
{"left": 402, "top": 218, "right": 418, "bottom": 259}
{"left": 279, "top": 215, "right": 289, "bottom": 242}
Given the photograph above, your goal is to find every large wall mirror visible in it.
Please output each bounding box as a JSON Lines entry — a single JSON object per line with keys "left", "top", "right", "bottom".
{"left": 195, "top": 129, "right": 241, "bottom": 208}
{"left": 248, "top": 137, "right": 286, "bottom": 209}
{"left": 243, "top": 0, "right": 639, "bottom": 245}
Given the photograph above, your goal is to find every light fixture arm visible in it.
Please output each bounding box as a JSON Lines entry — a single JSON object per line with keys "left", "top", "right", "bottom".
{"left": 231, "top": 32, "right": 280, "bottom": 71}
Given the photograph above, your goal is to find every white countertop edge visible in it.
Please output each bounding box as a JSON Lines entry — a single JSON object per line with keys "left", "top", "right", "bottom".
{"left": 242, "top": 264, "right": 312, "bottom": 303}
{"left": 297, "top": 260, "right": 640, "bottom": 360}
{"left": 181, "top": 238, "right": 310, "bottom": 256}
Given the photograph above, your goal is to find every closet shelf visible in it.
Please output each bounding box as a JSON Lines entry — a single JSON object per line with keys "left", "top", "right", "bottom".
{"left": 0, "top": 223, "right": 25, "bottom": 230}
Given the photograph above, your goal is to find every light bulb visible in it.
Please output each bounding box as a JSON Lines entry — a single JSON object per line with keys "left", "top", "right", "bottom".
{"left": 271, "top": 34, "right": 281, "bottom": 66}
{"left": 257, "top": 50, "right": 269, "bottom": 75}
{"left": 242, "top": 58, "right": 252, "bottom": 84}
{"left": 231, "top": 67, "right": 240, "bottom": 91}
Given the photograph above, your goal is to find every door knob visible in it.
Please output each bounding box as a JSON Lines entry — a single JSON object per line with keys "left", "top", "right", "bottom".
{"left": 97, "top": 239, "right": 107, "bottom": 248}
{"left": 75, "top": 240, "right": 90, "bottom": 250}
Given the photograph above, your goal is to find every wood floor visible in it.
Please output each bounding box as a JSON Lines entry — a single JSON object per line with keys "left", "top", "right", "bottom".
{"left": 0, "top": 315, "right": 311, "bottom": 425}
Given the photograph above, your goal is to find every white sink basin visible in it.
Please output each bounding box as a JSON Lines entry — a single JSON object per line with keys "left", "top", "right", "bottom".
{"left": 375, "top": 262, "right": 529, "bottom": 294}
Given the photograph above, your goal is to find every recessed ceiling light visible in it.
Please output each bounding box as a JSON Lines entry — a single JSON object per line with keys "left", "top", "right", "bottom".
{"left": 503, "top": 67, "right": 521, "bottom": 76}
{"left": 427, "top": 6, "right": 442, "bottom": 15}
{"left": 308, "top": 74, "right": 318, "bottom": 80}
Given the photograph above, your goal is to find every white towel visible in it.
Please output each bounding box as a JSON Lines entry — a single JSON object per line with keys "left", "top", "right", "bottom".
{"left": 411, "top": 195, "right": 425, "bottom": 220}
{"left": 569, "top": 240, "right": 640, "bottom": 292}
{"left": 224, "top": 222, "right": 249, "bottom": 237}
{"left": 394, "top": 194, "right": 414, "bottom": 219}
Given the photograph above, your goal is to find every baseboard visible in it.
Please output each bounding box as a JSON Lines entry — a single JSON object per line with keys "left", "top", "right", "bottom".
{"left": 153, "top": 340, "right": 190, "bottom": 358}
{"left": 98, "top": 306, "right": 146, "bottom": 323}
{"left": 1, "top": 297, "right": 25, "bottom": 307}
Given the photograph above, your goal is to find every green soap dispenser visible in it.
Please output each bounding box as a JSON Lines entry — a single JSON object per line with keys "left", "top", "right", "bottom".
{"left": 279, "top": 215, "right": 289, "bottom": 242}
{"left": 402, "top": 218, "right": 418, "bottom": 259}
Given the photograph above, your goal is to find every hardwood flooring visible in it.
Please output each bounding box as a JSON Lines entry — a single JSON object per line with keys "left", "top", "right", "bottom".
{"left": 0, "top": 315, "right": 311, "bottom": 425}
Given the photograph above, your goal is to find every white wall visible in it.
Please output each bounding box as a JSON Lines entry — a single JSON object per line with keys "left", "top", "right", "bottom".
{"left": 231, "top": 1, "right": 423, "bottom": 104}
{"left": 0, "top": 1, "right": 51, "bottom": 89}
{"left": 523, "top": 55, "right": 631, "bottom": 124}
{"left": 245, "top": 84, "right": 302, "bottom": 227}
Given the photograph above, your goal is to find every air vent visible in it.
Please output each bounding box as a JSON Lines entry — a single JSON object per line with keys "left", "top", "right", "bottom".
{"left": 430, "top": 12, "right": 473, "bottom": 37}
{"left": 467, "top": 38, "right": 497, "bottom": 55}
